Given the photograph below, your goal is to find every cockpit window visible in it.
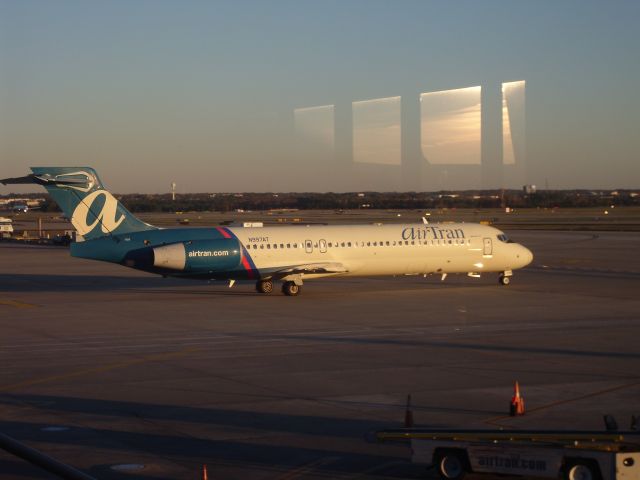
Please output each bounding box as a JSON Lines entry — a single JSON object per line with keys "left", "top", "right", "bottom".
{"left": 497, "top": 234, "right": 514, "bottom": 243}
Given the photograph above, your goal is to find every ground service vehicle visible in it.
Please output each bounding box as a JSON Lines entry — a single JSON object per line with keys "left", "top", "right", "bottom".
{"left": 374, "top": 429, "right": 640, "bottom": 480}
{"left": 0, "top": 216, "right": 13, "bottom": 238}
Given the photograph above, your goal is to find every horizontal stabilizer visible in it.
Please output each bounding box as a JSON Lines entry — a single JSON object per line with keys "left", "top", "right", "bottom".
{"left": 1, "top": 174, "right": 88, "bottom": 187}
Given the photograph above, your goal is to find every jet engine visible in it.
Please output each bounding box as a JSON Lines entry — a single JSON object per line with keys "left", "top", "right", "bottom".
{"left": 153, "top": 239, "right": 242, "bottom": 272}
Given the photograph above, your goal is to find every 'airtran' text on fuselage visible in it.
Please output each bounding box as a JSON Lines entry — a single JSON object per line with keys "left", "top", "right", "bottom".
{"left": 188, "top": 250, "right": 229, "bottom": 257}
{"left": 402, "top": 227, "right": 465, "bottom": 240}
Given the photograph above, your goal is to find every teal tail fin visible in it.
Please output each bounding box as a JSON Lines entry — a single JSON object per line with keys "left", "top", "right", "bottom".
{"left": 5, "top": 167, "right": 156, "bottom": 241}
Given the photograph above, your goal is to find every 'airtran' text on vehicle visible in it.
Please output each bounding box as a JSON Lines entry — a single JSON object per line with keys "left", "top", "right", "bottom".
{"left": 402, "top": 227, "right": 465, "bottom": 240}
{"left": 188, "top": 250, "right": 230, "bottom": 257}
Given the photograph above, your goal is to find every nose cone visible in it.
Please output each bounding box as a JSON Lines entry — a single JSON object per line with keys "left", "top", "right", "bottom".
{"left": 516, "top": 245, "right": 534, "bottom": 268}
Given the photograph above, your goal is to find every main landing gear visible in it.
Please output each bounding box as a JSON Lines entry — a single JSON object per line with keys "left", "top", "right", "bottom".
{"left": 255, "top": 279, "right": 302, "bottom": 296}
{"left": 255, "top": 279, "right": 273, "bottom": 294}
{"left": 281, "top": 281, "right": 301, "bottom": 296}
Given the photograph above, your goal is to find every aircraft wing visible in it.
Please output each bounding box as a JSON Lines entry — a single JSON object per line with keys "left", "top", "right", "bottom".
{"left": 273, "top": 262, "right": 348, "bottom": 276}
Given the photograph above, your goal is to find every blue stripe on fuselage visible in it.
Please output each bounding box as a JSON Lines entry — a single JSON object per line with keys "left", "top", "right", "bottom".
{"left": 70, "top": 227, "right": 252, "bottom": 279}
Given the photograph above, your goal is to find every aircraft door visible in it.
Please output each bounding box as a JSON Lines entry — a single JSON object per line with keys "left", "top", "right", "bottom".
{"left": 305, "top": 239, "right": 313, "bottom": 254}
{"left": 319, "top": 239, "right": 327, "bottom": 253}
{"left": 483, "top": 237, "right": 493, "bottom": 256}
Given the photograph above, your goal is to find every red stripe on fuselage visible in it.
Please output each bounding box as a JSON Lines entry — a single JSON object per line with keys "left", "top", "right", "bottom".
{"left": 216, "top": 227, "right": 232, "bottom": 239}
{"left": 217, "top": 227, "right": 255, "bottom": 279}
{"left": 241, "top": 254, "right": 255, "bottom": 279}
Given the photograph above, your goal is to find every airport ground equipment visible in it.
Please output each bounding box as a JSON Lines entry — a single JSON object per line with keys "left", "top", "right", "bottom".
{"left": 373, "top": 428, "right": 640, "bottom": 480}
{"left": 0, "top": 431, "right": 97, "bottom": 480}
{"left": 0, "top": 216, "right": 13, "bottom": 238}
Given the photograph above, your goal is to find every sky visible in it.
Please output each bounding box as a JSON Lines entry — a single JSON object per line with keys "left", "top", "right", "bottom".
{"left": 1, "top": 0, "right": 639, "bottom": 193}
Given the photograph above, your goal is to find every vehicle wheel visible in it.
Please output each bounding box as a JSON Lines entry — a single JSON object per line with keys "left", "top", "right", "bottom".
{"left": 282, "top": 281, "right": 301, "bottom": 296}
{"left": 499, "top": 274, "right": 511, "bottom": 285}
{"left": 436, "top": 451, "right": 467, "bottom": 480}
{"left": 565, "top": 462, "right": 598, "bottom": 480}
{"left": 256, "top": 279, "right": 273, "bottom": 294}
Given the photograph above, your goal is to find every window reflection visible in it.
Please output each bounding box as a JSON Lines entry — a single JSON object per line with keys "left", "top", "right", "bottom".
{"left": 294, "top": 105, "right": 335, "bottom": 150}
{"left": 502, "top": 81, "right": 525, "bottom": 165}
{"left": 420, "top": 86, "right": 481, "bottom": 165}
{"left": 352, "top": 96, "right": 401, "bottom": 165}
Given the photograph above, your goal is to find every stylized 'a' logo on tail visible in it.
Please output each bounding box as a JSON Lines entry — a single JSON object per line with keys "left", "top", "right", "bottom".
{"left": 1, "top": 167, "right": 156, "bottom": 241}
{"left": 72, "top": 189, "right": 126, "bottom": 237}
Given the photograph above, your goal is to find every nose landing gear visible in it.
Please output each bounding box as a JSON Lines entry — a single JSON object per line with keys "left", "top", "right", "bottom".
{"left": 498, "top": 271, "right": 512, "bottom": 285}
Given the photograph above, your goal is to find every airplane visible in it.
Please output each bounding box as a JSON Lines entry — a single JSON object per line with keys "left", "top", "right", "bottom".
{"left": 1, "top": 167, "right": 533, "bottom": 296}
{"left": 12, "top": 203, "right": 29, "bottom": 213}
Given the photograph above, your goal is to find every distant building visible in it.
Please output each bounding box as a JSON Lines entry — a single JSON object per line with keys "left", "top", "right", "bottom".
{"left": 523, "top": 185, "right": 537, "bottom": 194}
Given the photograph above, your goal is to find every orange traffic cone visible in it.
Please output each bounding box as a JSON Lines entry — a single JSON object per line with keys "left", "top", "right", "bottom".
{"left": 202, "top": 464, "right": 208, "bottom": 480}
{"left": 509, "top": 381, "right": 526, "bottom": 416}
{"left": 404, "top": 394, "right": 414, "bottom": 428}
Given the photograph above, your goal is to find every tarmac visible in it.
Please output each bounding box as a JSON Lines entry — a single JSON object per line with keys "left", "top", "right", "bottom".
{"left": 1, "top": 230, "right": 639, "bottom": 479}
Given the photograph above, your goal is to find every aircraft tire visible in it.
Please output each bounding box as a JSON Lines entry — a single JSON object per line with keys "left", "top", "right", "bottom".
{"left": 499, "top": 274, "right": 511, "bottom": 286}
{"left": 256, "top": 279, "right": 274, "bottom": 294}
{"left": 282, "top": 281, "right": 301, "bottom": 296}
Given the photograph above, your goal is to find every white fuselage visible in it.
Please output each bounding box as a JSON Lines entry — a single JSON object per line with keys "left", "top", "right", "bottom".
{"left": 230, "top": 222, "right": 533, "bottom": 279}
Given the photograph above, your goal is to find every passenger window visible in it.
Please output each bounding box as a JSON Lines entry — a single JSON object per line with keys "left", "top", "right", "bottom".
{"left": 341, "top": 242, "right": 346, "bottom": 247}
{"left": 386, "top": 241, "right": 390, "bottom": 246}
{"left": 373, "top": 242, "right": 377, "bottom": 246}
{"left": 280, "top": 244, "right": 284, "bottom": 248}
{"left": 267, "top": 244, "right": 271, "bottom": 249}
{"left": 287, "top": 243, "right": 291, "bottom": 248}
{"left": 274, "top": 244, "right": 278, "bottom": 249}
{"left": 328, "top": 242, "right": 333, "bottom": 247}
{"left": 348, "top": 242, "right": 352, "bottom": 247}
{"left": 260, "top": 244, "right": 264, "bottom": 249}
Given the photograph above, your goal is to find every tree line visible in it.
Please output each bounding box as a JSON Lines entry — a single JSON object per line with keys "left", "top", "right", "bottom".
{"left": 2, "top": 190, "right": 638, "bottom": 213}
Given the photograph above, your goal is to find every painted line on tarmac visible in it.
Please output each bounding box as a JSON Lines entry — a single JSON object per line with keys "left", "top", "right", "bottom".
{"left": 0, "top": 346, "right": 200, "bottom": 392}
{"left": 274, "top": 456, "right": 340, "bottom": 480}
{"left": 0, "top": 298, "right": 38, "bottom": 308}
{"left": 484, "top": 380, "right": 640, "bottom": 428}
{"left": 339, "top": 460, "right": 404, "bottom": 479}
